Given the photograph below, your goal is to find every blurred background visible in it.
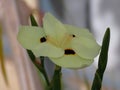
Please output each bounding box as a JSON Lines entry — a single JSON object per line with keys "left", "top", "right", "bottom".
{"left": 0, "top": 0, "right": 120, "bottom": 90}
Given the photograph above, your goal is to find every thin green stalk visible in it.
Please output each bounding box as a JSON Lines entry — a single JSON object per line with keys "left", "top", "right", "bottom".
{"left": 40, "top": 56, "right": 50, "bottom": 86}
{"left": 27, "top": 50, "right": 50, "bottom": 86}
{"left": 28, "top": 14, "right": 50, "bottom": 86}
{"left": 49, "top": 65, "right": 61, "bottom": 90}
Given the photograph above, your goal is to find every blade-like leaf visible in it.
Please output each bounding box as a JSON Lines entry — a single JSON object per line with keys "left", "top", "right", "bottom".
{"left": 34, "top": 64, "right": 48, "bottom": 90}
{"left": 30, "top": 14, "right": 38, "bottom": 26}
{"left": 27, "top": 50, "right": 50, "bottom": 86}
{"left": 49, "top": 65, "right": 61, "bottom": 90}
{"left": 27, "top": 14, "right": 38, "bottom": 62}
{"left": 91, "top": 28, "right": 110, "bottom": 90}
{"left": 28, "top": 14, "right": 50, "bottom": 86}
{"left": 27, "top": 50, "right": 35, "bottom": 61}
{"left": 0, "top": 25, "right": 8, "bottom": 85}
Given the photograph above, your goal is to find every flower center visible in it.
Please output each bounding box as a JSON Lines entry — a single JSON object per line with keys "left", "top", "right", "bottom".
{"left": 60, "top": 34, "right": 76, "bottom": 49}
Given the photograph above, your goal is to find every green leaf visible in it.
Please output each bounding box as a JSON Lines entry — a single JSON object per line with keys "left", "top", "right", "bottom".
{"left": 40, "top": 57, "right": 50, "bottom": 86}
{"left": 34, "top": 64, "right": 48, "bottom": 90}
{"left": 0, "top": 25, "right": 8, "bottom": 85}
{"left": 30, "top": 14, "right": 38, "bottom": 26}
{"left": 27, "top": 50, "right": 35, "bottom": 62}
{"left": 28, "top": 15, "right": 50, "bottom": 86}
{"left": 91, "top": 28, "right": 110, "bottom": 90}
{"left": 27, "top": 14, "right": 38, "bottom": 62}
{"left": 27, "top": 51, "right": 50, "bottom": 86}
{"left": 49, "top": 65, "right": 61, "bottom": 90}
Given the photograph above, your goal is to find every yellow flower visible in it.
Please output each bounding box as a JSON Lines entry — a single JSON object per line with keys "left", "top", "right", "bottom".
{"left": 17, "top": 13, "right": 100, "bottom": 69}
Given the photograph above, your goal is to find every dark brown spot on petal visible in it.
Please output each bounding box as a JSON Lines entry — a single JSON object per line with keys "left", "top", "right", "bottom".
{"left": 72, "top": 34, "right": 76, "bottom": 37}
{"left": 40, "top": 37, "right": 46, "bottom": 43}
{"left": 64, "top": 49, "right": 75, "bottom": 55}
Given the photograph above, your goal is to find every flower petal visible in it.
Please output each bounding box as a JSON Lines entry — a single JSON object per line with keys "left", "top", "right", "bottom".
{"left": 32, "top": 42, "right": 64, "bottom": 58}
{"left": 43, "top": 13, "right": 67, "bottom": 44}
{"left": 17, "top": 26, "right": 46, "bottom": 49}
{"left": 50, "top": 55, "right": 93, "bottom": 69}
{"left": 72, "top": 37, "right": 100, "bottom": 59}
{"left": 65, "top": 24, "right": 95, "bottom": 40}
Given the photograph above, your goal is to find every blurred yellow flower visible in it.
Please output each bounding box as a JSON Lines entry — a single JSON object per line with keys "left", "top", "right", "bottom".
{"left": 17, "top": 13, "right": 100, "bottom": 69}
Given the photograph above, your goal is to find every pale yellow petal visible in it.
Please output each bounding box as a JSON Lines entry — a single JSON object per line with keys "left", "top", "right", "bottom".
{"left": 43, "top": 13, "right": 67, "bottom": 45}
{"left": 71, "top": 37, "right": 100, "bottom": 59}
{"left": 65, "top": 24, "right": 95, "bottom": 40}
{"left": 32, "top": 42, "right": 64, "bottom": 58}
{"left": 17, "top": 26, "right": 46, "bottom": 49}
{"left": 50, "top": 55, "right": 93, "bottom": 69}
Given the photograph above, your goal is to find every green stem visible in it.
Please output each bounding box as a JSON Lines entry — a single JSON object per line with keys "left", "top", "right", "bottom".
{"left": 49, "top": 65, "right": 62, "bottom": 90}
{"left": 27, "top": 50, "right": 50, "bottom": 86}
{"left": 29, "top": 14, "right": 50, "bottom": 87}
{"left": 40, "top": 56, "right": 50, "bottom": 86}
